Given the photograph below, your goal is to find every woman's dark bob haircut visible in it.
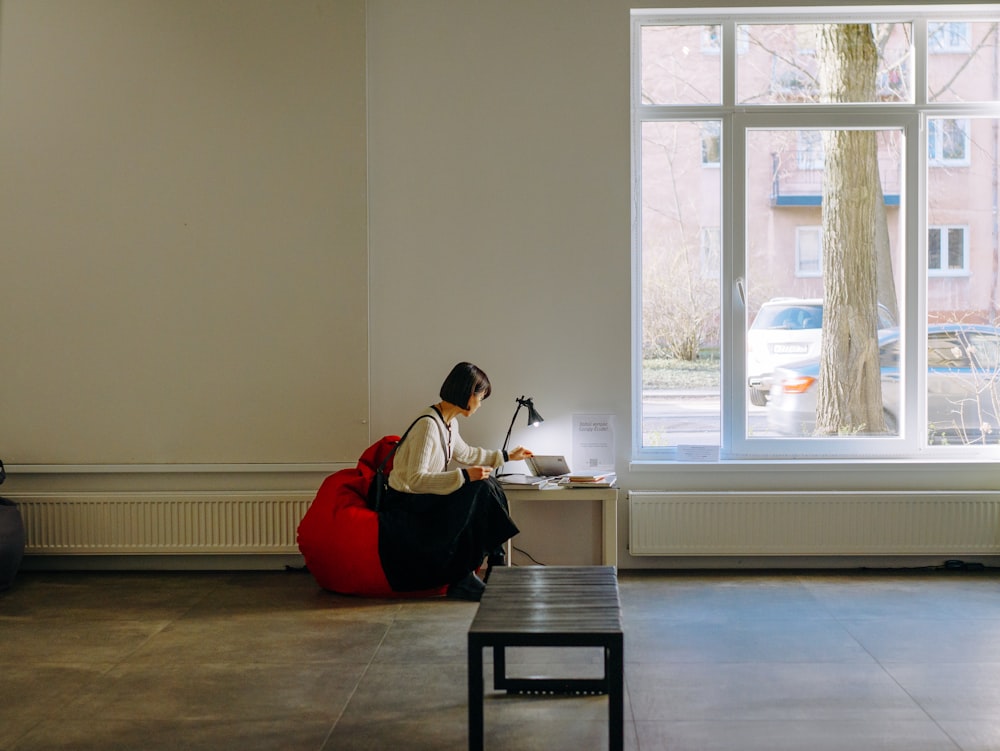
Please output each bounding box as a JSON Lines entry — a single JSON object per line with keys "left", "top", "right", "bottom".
{"left": 440, "top": 362, "right": 492, "bottom": 409}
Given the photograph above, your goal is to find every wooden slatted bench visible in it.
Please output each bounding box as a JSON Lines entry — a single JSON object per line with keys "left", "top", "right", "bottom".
{"left": 467, "top": 565, "right": 624, "bottom": 751}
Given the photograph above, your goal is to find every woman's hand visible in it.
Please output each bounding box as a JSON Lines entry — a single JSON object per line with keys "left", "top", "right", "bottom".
{"left": 508, "top": 446, "right": 533, "bottom": 461}
{"left": 466, "top": 465, "right": 493, "bottom": 481}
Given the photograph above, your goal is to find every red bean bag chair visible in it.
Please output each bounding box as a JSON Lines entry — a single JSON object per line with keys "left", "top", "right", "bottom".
{"left": 297, "top": 436, "right": 447, "bottom": 598}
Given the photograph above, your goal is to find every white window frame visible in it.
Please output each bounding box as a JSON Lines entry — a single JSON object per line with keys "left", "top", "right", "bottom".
{"left": 928, "top": 225, "right": 970, "bottom": 276}
{"left": 702, "top": 121, "right": 721, "bottom": 165}
{"left": 795, "top": 226, "right": 823, "bottom": 277}
{"left": 928, "top": 118, "right": 971, "bottom": 166}
{"left": 632, "top": 5, "right": 1000, "bottom": 465}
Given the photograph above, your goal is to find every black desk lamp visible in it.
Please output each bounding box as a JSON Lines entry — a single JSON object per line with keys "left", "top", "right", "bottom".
{"left": 501, "top": 396, "right": 544, "bottom": 457}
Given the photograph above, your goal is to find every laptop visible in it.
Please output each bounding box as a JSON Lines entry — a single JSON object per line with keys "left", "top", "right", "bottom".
{"left": 498, "top": 455, "right": 572, "bottom": 487}
{"left": 525, "top": 455, "right": 572, "bottom": 480}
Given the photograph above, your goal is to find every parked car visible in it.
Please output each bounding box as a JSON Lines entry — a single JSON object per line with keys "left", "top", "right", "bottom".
{"left": 767, "top": 323, "right": 1000, "bottom": 444}
{"left": 747, "top": 297, "right": 897, "bottom": 406}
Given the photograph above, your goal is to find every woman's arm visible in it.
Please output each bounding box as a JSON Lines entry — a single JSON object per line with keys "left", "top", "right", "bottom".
{"left": 452, "top": 424, "right": 532, "bottom": 466}
{"left": 451, "top": 425, "right": 503, "bottom": 469}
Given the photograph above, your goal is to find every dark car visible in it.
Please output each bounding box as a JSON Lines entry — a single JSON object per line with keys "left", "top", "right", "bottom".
{"left": 767, "top": 324, "right": 1000, "bottom": 444}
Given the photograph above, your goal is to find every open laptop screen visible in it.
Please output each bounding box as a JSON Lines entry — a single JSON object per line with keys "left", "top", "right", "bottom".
{"left": 526, "top": 455, "right": 571, "bottom": 477}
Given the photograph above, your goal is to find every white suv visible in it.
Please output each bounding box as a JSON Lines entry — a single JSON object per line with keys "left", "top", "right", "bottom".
{"left": 746, "top": 298, "right": 897, "bottom": 407}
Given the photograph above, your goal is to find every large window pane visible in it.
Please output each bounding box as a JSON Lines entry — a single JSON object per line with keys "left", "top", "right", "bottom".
{"left": 640, "top": 121, "right": 721, "bottom": 449}
{"left": 926, "top": 116, "right": 1000, "bottom": 444}
{"left": 928, "top": 21, "right": 1000, "bottom": 102}
{"left": 747, "top": 128, "right": 905, "bottom": 440}
{"left": 737, "top": 23, "right": 912, "bottom": 104}
{"left": 640, "top": 25, "right": 721, "bottom": 105}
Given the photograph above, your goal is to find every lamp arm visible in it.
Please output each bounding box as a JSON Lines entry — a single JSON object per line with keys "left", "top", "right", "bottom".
{"left": 501, "top": 398, "right": 526, "bottom": 456}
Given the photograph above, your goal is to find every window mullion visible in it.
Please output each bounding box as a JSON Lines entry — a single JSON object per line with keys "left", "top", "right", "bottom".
{"left": 914, "top": 17, "right": 927, "bottom": 107}
{"left": 910, "top": 111, "right": 928, "bottom": 449}
{"left": 722, "top": 114, "right": 742, "bottom": 457}
{"left": 721, "top": 18, "right": 737, "bottom": 107}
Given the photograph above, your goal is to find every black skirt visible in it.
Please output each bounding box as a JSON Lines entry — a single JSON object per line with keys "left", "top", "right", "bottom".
{"left": 377, "top": 477, "right": 519, "bottom": 592}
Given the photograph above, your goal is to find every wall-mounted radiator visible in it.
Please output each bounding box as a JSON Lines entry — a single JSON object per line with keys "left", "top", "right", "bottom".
{"left": 14, "top": 492, "right": 314, "bottom": 555}
{"left": 629, "top": 490, "right": 1000, "bottom": 556}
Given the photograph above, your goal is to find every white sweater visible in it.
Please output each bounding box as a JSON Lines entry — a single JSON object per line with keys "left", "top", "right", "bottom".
{"left": 387, "top": 408, "right": 503, "bottom": 495}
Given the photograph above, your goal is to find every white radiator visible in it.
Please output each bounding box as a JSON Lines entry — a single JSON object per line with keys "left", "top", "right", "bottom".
{"left": 629, "top": 490, "right": 1000, "bottom": 556}
{"left": 13, "top": 492, "right": 314, "bottom": 555}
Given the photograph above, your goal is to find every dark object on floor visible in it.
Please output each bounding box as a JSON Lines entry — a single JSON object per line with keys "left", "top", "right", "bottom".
{"left": 0, "top": 496, "right": 25, "bottom": 592}
{"left": 483, "top": 548, "right": 506, "bottom": 583}
{"left": 447, "top": 572, "right": 485, "bottom": 601}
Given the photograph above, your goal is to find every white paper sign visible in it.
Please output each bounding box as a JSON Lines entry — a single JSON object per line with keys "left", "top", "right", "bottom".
{"left": 572, "top": 414, "right": 616, "bottom": 473}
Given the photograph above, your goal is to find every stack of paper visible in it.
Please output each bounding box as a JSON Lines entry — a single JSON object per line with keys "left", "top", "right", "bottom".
{"left": 561, "top": 472, "right": 617, "bottom": 488}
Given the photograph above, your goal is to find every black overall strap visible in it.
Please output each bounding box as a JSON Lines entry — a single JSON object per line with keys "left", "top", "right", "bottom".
{"left": 429, "top": 405, "right": 453, "bottom": 469}
{"left": 376, "top": 413, "right": 435, "bottom": 474}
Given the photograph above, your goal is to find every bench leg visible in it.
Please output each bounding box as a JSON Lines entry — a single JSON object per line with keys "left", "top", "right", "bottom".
{"left": 607, "top": 640, "right": 624, "bottom": 751}
{"left": 468, "top": 640, "right": 484, "bottom": 751}
{"left": 493, "top": 645, "right": 507, "bottom": 690}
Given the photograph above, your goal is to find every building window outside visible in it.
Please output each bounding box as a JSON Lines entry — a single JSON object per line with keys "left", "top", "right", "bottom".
{"left": 702, "top": 122, "right": 721, "bottom": 165}
{"left": 929, "top": 22, "right": 971, "bottom": 53}
{"left": 702, "top": 24, "right": 721, "bottom": 51}
{"left": 928, "top": 119, "right": 970, "bottom": 165}
{"left": 633, "top": 7, "right": 1000, "bottom": 462}
{"left": 796, "top": 130, "right": 825, "bottom": 171}
{"left": 928, "top": 226, "right": 969, "bottom": 275}
{"left": 702, "top": 24, "right": 749, "bottom": 53}
{"left": 796, "top": 226, "right": 823, "bottom": 277}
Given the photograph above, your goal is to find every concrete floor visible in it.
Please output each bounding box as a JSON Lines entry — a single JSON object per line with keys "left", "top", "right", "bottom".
{"left": 2, "top": 567, "right": 1000, "bottom": 750}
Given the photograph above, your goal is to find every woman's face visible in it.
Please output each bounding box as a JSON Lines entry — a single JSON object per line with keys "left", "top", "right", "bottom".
{"left": 464, "top": 390, "right": 487, "bottom": 416}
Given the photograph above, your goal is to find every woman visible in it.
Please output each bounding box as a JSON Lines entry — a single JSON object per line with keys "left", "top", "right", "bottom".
{"left": 378, "top": 362, "right": 533, "bottom": 601}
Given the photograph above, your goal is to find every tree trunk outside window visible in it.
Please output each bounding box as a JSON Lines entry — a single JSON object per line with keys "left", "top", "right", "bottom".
{"left": 815, "top": 24, "right": 886, "bottom": 435}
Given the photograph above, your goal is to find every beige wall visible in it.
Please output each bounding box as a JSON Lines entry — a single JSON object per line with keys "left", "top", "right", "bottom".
{"left": 0, "top": 0, "right": 368, "bottom": 467}
{"left": 366, "top": 0, "right": 630, "bottom": 453}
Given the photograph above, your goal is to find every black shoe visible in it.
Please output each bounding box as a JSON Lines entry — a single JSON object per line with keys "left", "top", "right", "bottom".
{"left": 487, "top": 547, "right": 506, "bottom": 568}
{"left": 447, "top": 572, "right": 485, "bottom": 602}
{"left": 483, "top": 548, "right": 505, "bottom": 583}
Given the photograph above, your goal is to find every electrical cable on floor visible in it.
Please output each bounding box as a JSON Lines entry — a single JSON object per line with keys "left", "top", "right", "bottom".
{"left": 512, "top": 545, "right": 545, "bottom": 566}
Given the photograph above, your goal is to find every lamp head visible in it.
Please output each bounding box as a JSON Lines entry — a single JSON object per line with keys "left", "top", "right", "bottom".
{"left": 518, "top": 397, "right": 544, "bottom": 427}
{"left": 503, "top": 395, "right": 544, "bottom": 455}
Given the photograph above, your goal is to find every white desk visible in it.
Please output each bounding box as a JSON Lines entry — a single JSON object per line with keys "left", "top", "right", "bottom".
{"left": 502, "top": 487, "right": 618, "bottom": 567}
